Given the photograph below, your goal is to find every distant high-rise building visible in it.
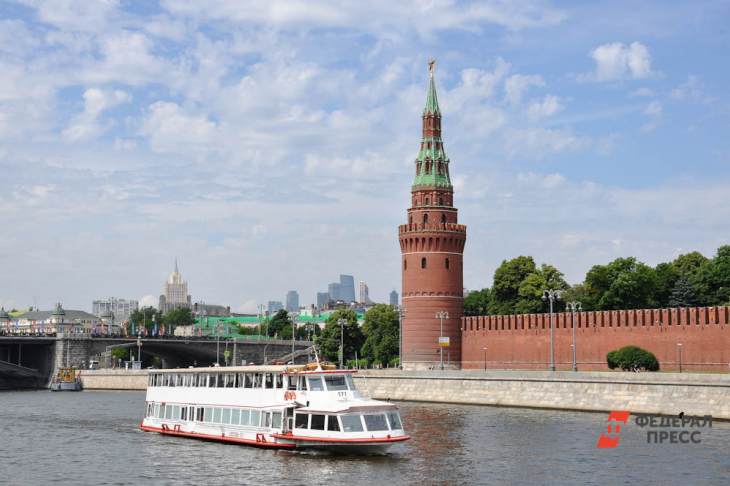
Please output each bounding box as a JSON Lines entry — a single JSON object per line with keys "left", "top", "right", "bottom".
{"left": 159, "top": 259, "right": 192, "bottom": 313}
{"left": 359, "top": 281, "right": 373, "bottom": 304}
{"left": 389, "top": 290, "right": 399, "bottom": 306}
{"left": 316, "top": 292, "right": 330, "bottom": 309}
{"left": 92, "top": 297, "right": 138, "bottom": 323}
{"left": 328, "top": 282, "right": 342, "bottom": 302}
{"left": 267, "top": 301, "right": 284, "bottom": 314}
{"left": 339, "top": 275, "right": 356, "bottom": 303}
{"left": 286, "top": 291, "right": 299, "bottom": 312}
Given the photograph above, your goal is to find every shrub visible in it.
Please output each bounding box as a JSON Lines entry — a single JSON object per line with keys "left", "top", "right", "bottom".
{"left": 606, "top": 345, "right": 660, "bottom": 371}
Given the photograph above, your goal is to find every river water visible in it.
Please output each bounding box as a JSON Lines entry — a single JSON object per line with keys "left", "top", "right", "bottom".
{"left": 1, "top": 391, "right": 728, "bottom": 485}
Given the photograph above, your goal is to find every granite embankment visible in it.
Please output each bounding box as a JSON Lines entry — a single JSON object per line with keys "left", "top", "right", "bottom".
{"left": 79, "top": 369, "right": 730, "bottom": 419}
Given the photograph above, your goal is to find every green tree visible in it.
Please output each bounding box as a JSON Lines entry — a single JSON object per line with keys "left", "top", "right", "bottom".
{"left": 464, "top": 288, "right": 491, "bottom": 316}
{"left": 360, "top": 304, "right": 400, "bottom": 365}
{"left": 672, "top": 251, "right": 709, "bottom": 276}
{"left": 606, "top": 345, "right": 659, "bottom": 371}
{"left": 129, "top": 307, "right": 163, "bottom": 333}
{"left": 695, "top": 246, "right": 730, "bottom": 306}
{"left": 489, "top": 256, "right": 537, "bottom": 315}
{"left": 267, "top": 310, "right": 294, "bottom": 339}
{"left": 163, "top": 307, "right": 194, "bottom": 331}
{"left": 315, "top": 310, "right": 364, "bottom": 364}
{"left": 653, "top": 262, "right": 679, "bottom": 308}
{"left": 515, "top": 264, "right": 569, "bottom": 314}
{"left": 668, "top": 275, "right": 698, "bottom": 307}
{"left": 584, "top": 257, "right": 657, "bottom": 310}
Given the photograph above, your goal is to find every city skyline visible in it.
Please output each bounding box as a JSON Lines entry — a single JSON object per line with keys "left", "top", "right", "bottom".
{"left": 2, "top": 1, "right": 729, "bottom": 313}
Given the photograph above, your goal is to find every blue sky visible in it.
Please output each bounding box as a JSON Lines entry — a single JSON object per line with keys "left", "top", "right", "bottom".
{"left": 1, "top": 1, "right": 729, "bottom": 312}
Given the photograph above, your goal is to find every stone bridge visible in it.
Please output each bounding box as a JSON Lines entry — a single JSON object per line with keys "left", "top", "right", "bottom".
{"left": 0, "top": 335, "right": 313, "bottom": 389}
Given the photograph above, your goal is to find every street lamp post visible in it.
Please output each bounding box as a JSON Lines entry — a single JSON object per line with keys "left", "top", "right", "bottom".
{"left": 337, "top": 318, "right": 347, "bottom": 369}
{"left": 567, "top": 301, "right": 581, "bottom": 372}
{"left": 677, "top": 343, "right": 683, "bottom": 373}
{"left": 542, "top": 289, "right": 562, "bottom": 372}
{"left": 216, "top": 321, "right": 221, "bottom": 366}
{"left": 137, "top": 332, "right": 142, "bottom": 368}
{"left": 482, "top": 346, "right": 487, "bottom": 371}
{"left": 290, "top": 312, "right": 299, "bottom": 363}
{"left": 435, "top": 311, "right": 449, "bottom": 370}
{"left": 398, "top": 306, "right": 405, "bottom": 369}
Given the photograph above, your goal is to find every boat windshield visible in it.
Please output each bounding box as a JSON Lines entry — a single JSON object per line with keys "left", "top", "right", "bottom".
{"left": 324, "top": 375, "right": 348, "bottom": 391}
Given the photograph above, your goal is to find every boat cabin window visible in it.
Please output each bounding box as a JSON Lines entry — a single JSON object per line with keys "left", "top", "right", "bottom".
{"left": 204, "top": 407, "right": 212, "bottom": 422}
{"left": 244, "top": 373, "right": 253, "bottom": 388}
{"left": 341, "top": 414, "right": 364, "bottom": 432}
{"left": 298, "top": 376, "right": 307, "bottom": 390}
{"left": 287, "top": 376, "right": 297, "bottom": 390}
{"left": 264, "top": 373, "right": 274, "bottom": 389}
{"left": 250, "top": 410, "right": 261, "bottom": 427}
{"left": 241, "top": 410, "right": 251, "bottom": 425}
{"left": 213, "top": 408, "right": 222, "bottom": 423}
{"left": 307, "top": 376, "right": 324, "bottom": 391}
{"left": 222, "top": 408, "right": 231, "bottom": 424}
{"left": 324, "top": 375, "right": 348, "bottom": 391}
{"left": 226, "top": 373, "right": 235, "bottom": 388}
{"left": 345, "top": 374, "right": 356, "bottom": 391}
{"left": 254, "top": 373, "right": 263, "bottom": 388}
{"left": 310, "top": 414, "right": 325, "bottom": 430}
{"left": 295, "top": 413, "right": 309, "bottom": 429}
{"left": 197, "top": 408, "right": 204, "bottom": 421}
{"left": 275, "top": 374, "right": 283, "bottom": 389}
{"left": 327, "top": 416, "right": 340, "bottom": 431}
{"left": 364, "top": 414, "right": 389, "bottom": 431}
{"left": 272, "top": 411, "right": 282, "bottom": 429}
{"left": 237, "top": 373, "right": 245, "bottom": 388}
{"left": 387, "top": 412, "right": 402, "bottom": 430}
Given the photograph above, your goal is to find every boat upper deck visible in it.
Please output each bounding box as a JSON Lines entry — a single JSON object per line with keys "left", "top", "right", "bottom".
{"left": 152, "top": 364, "right": 355, "bottom": 375}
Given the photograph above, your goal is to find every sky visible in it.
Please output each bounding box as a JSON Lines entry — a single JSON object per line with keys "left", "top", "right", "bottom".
{"left": 1, "top": 1, "right": 729, "bottom": 313}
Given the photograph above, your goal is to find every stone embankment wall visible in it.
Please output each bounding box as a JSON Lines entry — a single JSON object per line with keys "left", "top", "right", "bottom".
{"left": 355, "top": 370, "right": 730, "bottom": 419}
{"left": 461, "top": 306, "right": 730, "bottom": 371}
{"left": 80, "top": 369, "right": 730, "bottom": 420}
{"left": 80, "top": 369, "right": 148, "bottom": 390}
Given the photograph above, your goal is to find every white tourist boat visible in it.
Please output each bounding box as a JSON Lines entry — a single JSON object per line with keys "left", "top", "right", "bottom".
{"left": 140, "top": 363, "right": 410, "bottom": 453}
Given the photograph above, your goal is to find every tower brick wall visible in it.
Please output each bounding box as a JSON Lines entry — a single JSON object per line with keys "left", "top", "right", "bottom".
{"left": 461, "top": 306, "right": 730, "bottom": 372}
{"left": 400, "top": 62, "right": 466, "bottom": 369}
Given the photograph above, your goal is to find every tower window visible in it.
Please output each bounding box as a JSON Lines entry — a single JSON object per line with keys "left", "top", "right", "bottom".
{"left": 423, "top": 213, "right": 428, "bottom": 225}
{"left": 425, "top": 197, "right": 429, "bottom": 205}
{"left": 441, "top": 213, "right": 446, "bottom": 224}
{"left": 421, "top": 257, "right": 427, "bottom": 269}
{"left": 445, "top": 258, "right": 450, "bottom": 269}
{"left": 404, "top": 259, "right": 407, "bottom": 271}
{"left": 439, "top": 197, "right": 443, "bottom": 206}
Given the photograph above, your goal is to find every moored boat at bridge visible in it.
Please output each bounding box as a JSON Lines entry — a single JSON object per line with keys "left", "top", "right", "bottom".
{"left": 140, "top": 363, "right": 409, "bottom": 453}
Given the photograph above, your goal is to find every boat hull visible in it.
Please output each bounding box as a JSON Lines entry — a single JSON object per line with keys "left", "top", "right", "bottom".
{"left": 140, "top": 422, "right": 406, "bottom": 453}
{"left": 50, "top": 381, "right": 82, "bottom": 391}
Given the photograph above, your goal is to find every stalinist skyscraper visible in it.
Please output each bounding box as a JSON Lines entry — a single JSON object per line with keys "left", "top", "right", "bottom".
{"left": 399, "top": 61, "right": 466, "bottom": 369}
{"left": 159, "top": 259, "right": 192, "bottom": 313}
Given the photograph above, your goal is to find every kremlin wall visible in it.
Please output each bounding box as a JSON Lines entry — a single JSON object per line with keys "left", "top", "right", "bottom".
{"left": 461, "top": 305, "right": 730, "bottom": 371}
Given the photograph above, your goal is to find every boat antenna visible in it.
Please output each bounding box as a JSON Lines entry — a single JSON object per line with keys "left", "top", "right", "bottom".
{"left": 312, "top": 344, "right": 323, "bottom": 371}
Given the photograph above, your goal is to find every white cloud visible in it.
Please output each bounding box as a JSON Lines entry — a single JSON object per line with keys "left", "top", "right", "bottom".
{"left": 630, "top": 87, "right": 654, "bottom": 97}
{"left": 585, "top": 41, "right": 654, "bottom": 81}
{"left": 644, "top": 100, "right": 662, "bottom": 117}
{"left": 504, "top": 74, "right": 544, "bottom": 104}
{"left": 671, "top": 75, "right": 707, "bottom": 102}
{"left": 62, "top": 88, "right": 131, "bottom": 141}
{"left": 527, "top": 95, "right": 563, "bottom": 120}
{"left": 161, "top": 0, "right": 565, "bottom": 33}
{"left": 139, "top": 102, "right": 217, "bottom": 153}
{"left": 505, "top": 127, "right": 590, "bottom": 157}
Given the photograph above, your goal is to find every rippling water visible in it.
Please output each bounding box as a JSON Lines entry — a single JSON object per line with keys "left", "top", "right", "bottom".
{"left": 1, "top": 391, "right": 729, "bottom": 485}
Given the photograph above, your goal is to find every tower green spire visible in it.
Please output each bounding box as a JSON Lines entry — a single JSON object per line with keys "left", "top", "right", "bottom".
{"left": 423, "top": 58, "right": 440, "bottom": 115}
{"left": 413, "top": 59, "right": 451, "bottom": 189}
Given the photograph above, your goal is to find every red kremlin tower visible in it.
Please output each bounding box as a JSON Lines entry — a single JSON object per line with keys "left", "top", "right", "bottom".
{"left": 399, "top": 61, "right": 466, "bottom": 369}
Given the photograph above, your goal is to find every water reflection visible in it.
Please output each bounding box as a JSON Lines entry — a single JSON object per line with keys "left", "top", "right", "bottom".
{"left": 1, "top": 391, "right": 728, "bottom": 485}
